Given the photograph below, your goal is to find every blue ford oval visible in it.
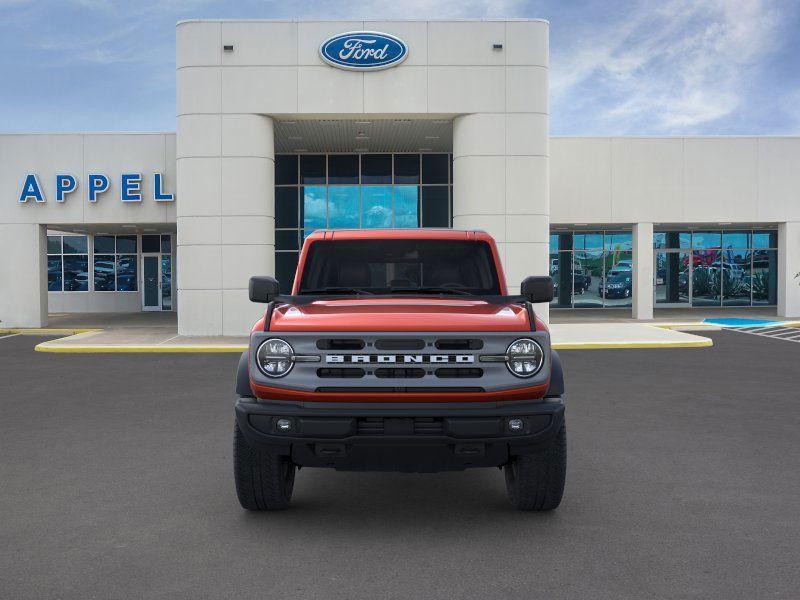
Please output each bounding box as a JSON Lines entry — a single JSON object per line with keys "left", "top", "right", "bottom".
{"left": 319, "top": 31, "right": 408, "bottom": 71}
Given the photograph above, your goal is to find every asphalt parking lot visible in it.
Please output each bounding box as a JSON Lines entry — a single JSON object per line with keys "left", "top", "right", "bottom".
{"left": 1, "top": 331, "right": 799, "bottom": 599}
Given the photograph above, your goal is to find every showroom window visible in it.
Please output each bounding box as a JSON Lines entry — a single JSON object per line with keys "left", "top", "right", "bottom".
{"left": 93, "top": 235, "right": 138, "bottom": 292}
{"left": 47, "top": 235, "right": 89, "bottom": 292}
{"left": 274, "top": 153, "right": 453, "bottom": 293}
{"left": 654, "top": 229, "right": 777, "bottom": 307}
{"left": 549, "top": 231, "right": 633, "bottom": 309}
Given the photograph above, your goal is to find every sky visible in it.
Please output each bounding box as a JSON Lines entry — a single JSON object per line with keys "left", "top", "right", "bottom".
{"left": 0, "top": 0, "right": 798, "bottom": 135}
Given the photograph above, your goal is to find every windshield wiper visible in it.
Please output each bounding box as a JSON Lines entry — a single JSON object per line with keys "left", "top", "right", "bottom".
{"left": 300, "top": 287, "right": 375, "bottom": 295}
{"left": 389, "top": 287, "right": 475, "bottom": 296}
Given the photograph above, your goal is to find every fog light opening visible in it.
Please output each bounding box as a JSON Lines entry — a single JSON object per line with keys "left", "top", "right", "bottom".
{"left": 275, "top": 418, "right": 293, "bottom": 432}
{"left": 508, "top": 418, "right": 525, "bottom": 432}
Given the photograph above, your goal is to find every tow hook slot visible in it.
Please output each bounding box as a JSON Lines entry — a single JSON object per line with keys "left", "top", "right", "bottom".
{"left": 315, "top": 443, "right": 347, "bottom": 457}
{"left": 454, "top": 443, "right": 485, "bottom": 457}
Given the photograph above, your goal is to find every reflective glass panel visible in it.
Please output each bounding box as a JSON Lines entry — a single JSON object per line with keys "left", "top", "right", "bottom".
{"left": 116, "top": 255, "right": 137, "bottom": 291}
{"left": 549, "top": 234, "right": 559, "bottom": 253}
{"left": 47, "top": 235, "right": 61, "bottom": 254}
{"left": 604, "top": 251, "right": 633, "bottom": 307}
{"left": 421, "top": 186, "right": 448, "bottom": 227}
{"left": 604, "top": 232, "right": 632, "bottom": 251}
{"left": 752, "top": 249, "right": 777, "bottom": 305}
{"left": 94, "top": 235, "right": 114, "bottom": 253}
{"left": 275, "top": 155, "right": 298, "bottom": 185}
{"left": 655, "top": 251, "right": 690, "bottom": 305}
{"left": 691, "top": 250, "right": 721, "bottom": 306}
{"left": 550, "top": 251, "right": 573, "bottom": 308}
{"left": 62, "top": 235, "right": 88, "bottom": 254}
{"left": 47, "top": 256, "right": 62, "bottom": 291}
{"left": 573, "top": 250, "right": 603, "bottom": 307}
{"left": 421, "top": 154, "right": 448, "bottom": 184}
{"left": 116, "top": 235, "right": 137, "bottom": 254}
{"left": 276, "top": 252, "right": 299, "bottom": 294}
{"left": 722, "top": 249, "right": 751, "bottom": 306}
{"left": 275, "top": 230, "right": 299, "bottom": 251}
{"left": 722, "top": 231, "right": 750, "bottom": 249}
{"left": 161, "top": 255, "right": 172, "bottom": 310}
{"left": 394, "top": 186, "right": 419, "bottom": 228}
{"left": 93, "top": 255, "right": 116, "bottom": 291}
{"left": 361, "top": 154, "right": 391, "bottom": 184}
{"left": 654, "top": 231, "right": 690, "bottom": 249}
{"left": 275, "top": 187, "right": 299, "bottom": 228}
{"left": 573, "top": 233, "right": 603, "bottom": 250}
{"left": 161, "top": 235, "right": 172, "bottom": 254}
{"left": 752, "top": 230, "right": 778, "bottom": 249}
{"left": 328, "top": 155, "right": 358, "bottom": 184}
{"left": 300, "top": 155, "right": 325, "bottom": 184}
{"left": 141, "top": 234, "right": 160, "bottom": 253}
{"left": 692, "top": 231, "right": 721, "bottom": 249}
{"left": 63, "top": 255, "right": 89, "bottom": 291}
{"left": 362, "top": 186, "right": 392, "bottom": 228}
{"left": 302, "top": 186, "right": 327, "bottom": 232}
{"left": 328, "top": 186, "right": 360, "bottom": 228}
{"left": 394, "top": 154, "right": 420, "bottom": 184}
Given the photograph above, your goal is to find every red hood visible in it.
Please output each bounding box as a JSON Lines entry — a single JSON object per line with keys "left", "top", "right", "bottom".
{"left": 268, "top": 297, "right": 535, "bottom": 332}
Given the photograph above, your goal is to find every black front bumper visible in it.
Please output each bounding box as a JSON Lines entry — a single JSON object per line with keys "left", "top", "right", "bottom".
{"left": 235, "top": 398, "right": 565, "bottom": 472}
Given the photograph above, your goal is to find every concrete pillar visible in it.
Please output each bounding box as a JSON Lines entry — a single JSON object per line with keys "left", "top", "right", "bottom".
{"left": 0, "top": 224, "right": 47, "bottom": 327}
{"left": 632, "top": 222, "right": 654, "bottom": 320}
{"left": 778, "top": 221, "right": 800, "bottom": 318}
{"left": 177, "top": 114, "right": 275, "bottom": 335}
{"left": 452, "top": 113, "right": 550, "bottom": 321}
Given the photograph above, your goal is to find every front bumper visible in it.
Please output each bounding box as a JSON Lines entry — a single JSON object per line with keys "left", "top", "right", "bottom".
{"left": 235, "top": 397, "right": 565, "bottom": 472}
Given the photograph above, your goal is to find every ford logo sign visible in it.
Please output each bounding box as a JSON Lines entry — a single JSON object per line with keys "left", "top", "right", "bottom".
{"left": 319, "top": 31, "right": 408, "bottom": 71}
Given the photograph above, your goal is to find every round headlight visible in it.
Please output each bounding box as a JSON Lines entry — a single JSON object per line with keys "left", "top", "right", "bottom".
{"left": 256, "top": 338, "right": 294, "bottom": 378}
{"left": 506, "top": 338, "right": 544, "bottom": 378}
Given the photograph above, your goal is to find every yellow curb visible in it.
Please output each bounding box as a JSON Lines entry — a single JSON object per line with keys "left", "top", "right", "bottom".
{"left": 552, "top": 338, "right": 713, "bottom": 350}
{"left": 35, "top": 343, "right": 246, "bottom": 353}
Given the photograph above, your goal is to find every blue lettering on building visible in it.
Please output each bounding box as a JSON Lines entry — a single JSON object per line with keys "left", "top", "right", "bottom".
{"left": 19, "top": 174, "right": 45, "bottom": 203}
{"left": 319, "top": 31, "right": 408, "bottom": 71}
{"left": 121, "top": 173, "right": 142, "bottom": 202}
{"left": 55, "top": 174, "right": 77, "bottom": 202}
{"left": 17, "top": 173, "right": 175, "bottom": 204}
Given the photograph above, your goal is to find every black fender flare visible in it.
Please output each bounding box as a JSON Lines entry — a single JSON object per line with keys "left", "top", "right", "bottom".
{"left": 235, "top": 351, "right": 254, "bottom": 398}
{"left": 546, "top": 350, "right": 565, "bottom": 398}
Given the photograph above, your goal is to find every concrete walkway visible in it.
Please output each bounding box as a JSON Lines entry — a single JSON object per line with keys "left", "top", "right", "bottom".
{"left": 3, "top": 312, "right": 715, "bottom": 352}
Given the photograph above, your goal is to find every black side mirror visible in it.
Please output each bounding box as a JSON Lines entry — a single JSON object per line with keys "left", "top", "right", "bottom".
{"left": 249, "top": 276, "right": 280, "bottom": 303}
{"left": 521, "top": 276, "right": 554, "bottom": 303}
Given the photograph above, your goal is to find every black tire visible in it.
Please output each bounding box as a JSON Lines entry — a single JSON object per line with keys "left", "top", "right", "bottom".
{"left": 234, "top": 422, "right": 296, "bottom": 510}
{"left": 504, "top": 424, "right": 566, "bottom": 511}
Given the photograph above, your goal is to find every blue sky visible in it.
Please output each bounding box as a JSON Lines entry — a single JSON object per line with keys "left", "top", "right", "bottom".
{"left": 1, "top": 0, "right": 798, "bottom": 135}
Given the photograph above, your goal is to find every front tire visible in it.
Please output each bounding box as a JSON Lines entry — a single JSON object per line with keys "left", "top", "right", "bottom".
{"left": 234, "top": 422, "right": 296, "bottom": 510}
{"left": 505, "top": 424, "right": 566, "bottom": 511}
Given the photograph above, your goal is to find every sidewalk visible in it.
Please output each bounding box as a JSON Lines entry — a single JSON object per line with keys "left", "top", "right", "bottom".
{"left": 4, "top": 312, "right": 716, "bottom": 352}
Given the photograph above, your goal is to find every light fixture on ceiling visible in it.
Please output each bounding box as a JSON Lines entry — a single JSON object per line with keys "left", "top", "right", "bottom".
{"left": 143, "top": 228, "right": 157, "bottom": 232}
{"left": 121, "top": 225, "right": 138, "bottom": 229}
{"left": 354, "top": 147, "right": 368, "bottom": 153}
{"left": 293, "top": 148, "right": 308, "bottom": 152}
{"left": 419, "top": 147, "right": 433, "bottom": 152}
{"left": 393, "top": 119, "right": 412, "bottom": 125}
{"left": 432, "top": 119, "right": 451, "bottom": 125}
{"left": 355, "top": 120, "right": 372, "bottom": 125}
{"left": 280, "top": 120, "right": 297, "bottom": 125}
{"left": 320, "top": 119, "right": 338, "bottom": 125}
{"left": 425, "top": 136, "right": 440, "bottom": 140}
{"left": 718, "top": 222, "right": 732, "bottom": 225}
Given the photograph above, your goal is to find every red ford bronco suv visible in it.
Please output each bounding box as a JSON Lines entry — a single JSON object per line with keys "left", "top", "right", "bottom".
{"left": 234, "top": 229, "right": 565, "bottom": 511}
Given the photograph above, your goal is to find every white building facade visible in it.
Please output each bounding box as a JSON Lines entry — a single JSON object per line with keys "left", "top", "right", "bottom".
{"left": 0, "top": 19, "right": 798, "bottom": 333}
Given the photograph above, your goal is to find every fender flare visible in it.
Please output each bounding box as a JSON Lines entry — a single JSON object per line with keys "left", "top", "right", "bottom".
{"left": 546, "top": 350, "right": 565, "bottom": 398}
{"left": 235, "top": 351, "right": 254, "bottom": 398}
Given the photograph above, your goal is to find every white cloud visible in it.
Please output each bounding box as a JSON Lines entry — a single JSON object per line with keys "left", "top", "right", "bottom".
{"left": 551, "top": 0, "right": 791, "bottom": 133}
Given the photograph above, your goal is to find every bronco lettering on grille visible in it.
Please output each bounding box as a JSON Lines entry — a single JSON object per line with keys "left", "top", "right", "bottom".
{"left": 326, "top": 354, "right": 475, "bottom": 364}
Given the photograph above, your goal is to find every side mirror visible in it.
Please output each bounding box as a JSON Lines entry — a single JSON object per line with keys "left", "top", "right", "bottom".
{"left": 249, "top": 276, "right": 280, "bottom": 303}
{"left": 521, "top": 276, "right": 554, "bottom": 303}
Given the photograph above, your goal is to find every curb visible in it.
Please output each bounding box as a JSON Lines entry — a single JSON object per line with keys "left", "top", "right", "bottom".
{"left": 552, "top": 338, "right": 713, "bottom": 350}
{"left": 34, "top": 343, "right": 246, "bottom": 353}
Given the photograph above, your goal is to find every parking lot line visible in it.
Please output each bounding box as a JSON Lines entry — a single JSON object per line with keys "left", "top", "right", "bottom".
{"left": 0, "top": 333, "right": 21, "bottom": 341}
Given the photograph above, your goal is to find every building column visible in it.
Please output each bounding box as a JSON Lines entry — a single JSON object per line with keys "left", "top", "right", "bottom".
{"left": 177, "top": 114, "right": 275, "bottom": 336}
{"left": 0, "top": 224, "right": 47, "bottom": 328}
{"left": 632, "top": 222, "right": 654, "bottom": 320}
{"left": 452, "top": 113, "right": 550, "bottom": 321}
{"left": 778, "top": 221, "right": 800, "bottom": 318}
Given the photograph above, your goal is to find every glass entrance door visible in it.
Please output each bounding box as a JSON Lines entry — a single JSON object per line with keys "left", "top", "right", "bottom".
{"left": 142, "top": 255, "right": 161, "bottom": 311}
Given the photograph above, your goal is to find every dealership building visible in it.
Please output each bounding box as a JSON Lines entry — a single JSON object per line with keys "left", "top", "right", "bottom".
{"left": 1, "top": 19, "right": 799, "bottom": 335}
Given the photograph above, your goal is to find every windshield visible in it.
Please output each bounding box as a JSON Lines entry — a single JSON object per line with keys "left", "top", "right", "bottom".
{"left": 298, "top": 239, "right": 501, "bottom": 295}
